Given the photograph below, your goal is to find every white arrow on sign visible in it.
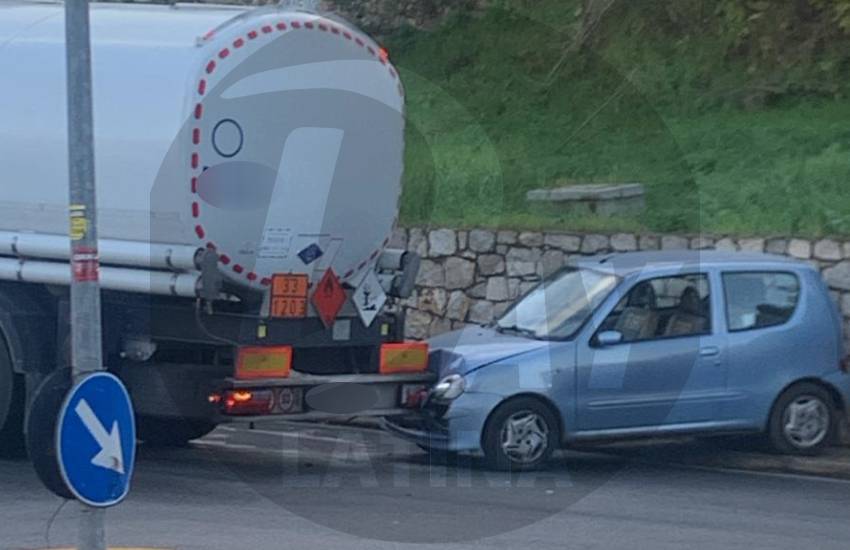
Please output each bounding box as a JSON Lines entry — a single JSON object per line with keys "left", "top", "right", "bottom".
{"left": 74, "top": 399, "right": 125, "bottom": 474}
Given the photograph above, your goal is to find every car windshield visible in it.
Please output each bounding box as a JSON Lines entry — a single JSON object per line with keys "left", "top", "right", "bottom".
{"left": 496, "top": 267, "right": 619, "bottom": 339}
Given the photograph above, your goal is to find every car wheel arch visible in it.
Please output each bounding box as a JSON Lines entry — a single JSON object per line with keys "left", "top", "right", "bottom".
{"left": 766, "top": 378, "right": 844, "bottom": 430}
{"left": 480, "top": 392, "right": 566, "bottom": 450}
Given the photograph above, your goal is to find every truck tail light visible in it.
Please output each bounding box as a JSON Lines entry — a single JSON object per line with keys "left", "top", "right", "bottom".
{"left": 235, "top": 346, "right": 292, "bottom": 380}
{"left": 380, "top": 342, "right": 429, "bottom": 374}
{"left": 223, "top": 389, "right": 274, "bottom": 416}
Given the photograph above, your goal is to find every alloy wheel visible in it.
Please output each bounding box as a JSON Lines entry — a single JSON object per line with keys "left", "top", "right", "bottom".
{"left": 499, "top": 410, "right": 550, "bottom": 464}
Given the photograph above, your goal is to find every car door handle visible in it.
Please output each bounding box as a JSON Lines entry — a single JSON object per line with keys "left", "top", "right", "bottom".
{"left": 699, "top": 346, "right": 720, "bottom": 357}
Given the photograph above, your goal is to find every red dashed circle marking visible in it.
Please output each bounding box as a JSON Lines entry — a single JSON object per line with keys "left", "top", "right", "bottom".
{"left": 194, "top": 16, "right": 401, "bottom": 285}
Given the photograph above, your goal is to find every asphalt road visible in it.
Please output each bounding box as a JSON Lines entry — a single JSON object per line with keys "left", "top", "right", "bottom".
{"left": 2, "top": 421, "right": 850, "bottom": 550}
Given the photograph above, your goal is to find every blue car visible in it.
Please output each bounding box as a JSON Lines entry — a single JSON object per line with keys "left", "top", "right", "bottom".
{"left": 386, "top": 251, "right": 850, "bottom": 470}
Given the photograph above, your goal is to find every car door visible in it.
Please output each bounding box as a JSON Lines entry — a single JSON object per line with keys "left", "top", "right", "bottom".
{"left": 575, "top": 270, "right": 728, "bottom": 432}
{"left": 719, "top": 269, "right": 811, "bottom": 425}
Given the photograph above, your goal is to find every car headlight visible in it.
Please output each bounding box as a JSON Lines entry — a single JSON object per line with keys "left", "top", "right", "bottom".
{"left": 431, "top": 374, "right": 466, "bottom": 401}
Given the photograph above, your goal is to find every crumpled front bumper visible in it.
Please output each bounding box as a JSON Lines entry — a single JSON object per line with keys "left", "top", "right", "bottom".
{"left": 382, "top": 391, "right": 504, "bottom": 452}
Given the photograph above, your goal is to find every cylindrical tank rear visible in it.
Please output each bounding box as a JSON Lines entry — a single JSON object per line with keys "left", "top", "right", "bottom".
{"left": 0, "top": 3, "right": 405, "bottom": 291}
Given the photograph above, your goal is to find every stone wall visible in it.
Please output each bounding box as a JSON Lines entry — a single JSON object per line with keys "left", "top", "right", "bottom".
{"left": 391, "top": 228, "right": 850, "bottom": 350}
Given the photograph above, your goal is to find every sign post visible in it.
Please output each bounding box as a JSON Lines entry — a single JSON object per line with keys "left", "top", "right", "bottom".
{"left": 64, "top": 0, "right": 109, "bottom": 548}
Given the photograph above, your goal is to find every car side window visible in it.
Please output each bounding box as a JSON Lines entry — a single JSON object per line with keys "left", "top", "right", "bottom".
{"left": 599, "top": 274, "right": 711, "bottom": 343}
{"left": 722, "top": 272, "right": 800, "bottom": 332}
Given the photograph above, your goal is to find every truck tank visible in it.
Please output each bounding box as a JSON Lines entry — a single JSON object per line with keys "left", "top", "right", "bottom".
{"left": 0, "top": 2, "right": 405, "bottom": 290}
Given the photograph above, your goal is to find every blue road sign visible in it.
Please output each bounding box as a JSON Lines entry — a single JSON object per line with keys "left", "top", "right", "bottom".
{"left": 57, "top": 372, "right": 136, "bottom": 507}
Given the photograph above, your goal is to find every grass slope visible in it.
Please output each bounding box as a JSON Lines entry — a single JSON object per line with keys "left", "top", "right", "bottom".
{"left": 387, "top": 1, "right": 850, "bottom": 236}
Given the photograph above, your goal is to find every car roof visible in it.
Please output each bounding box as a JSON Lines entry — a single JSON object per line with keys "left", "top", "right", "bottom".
{"left": 570, "top": 250, "right": 809, "bottom": 277}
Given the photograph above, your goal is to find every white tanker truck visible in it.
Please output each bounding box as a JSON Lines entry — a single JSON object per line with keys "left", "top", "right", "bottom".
{"left": 0, "top": 1, "right": 429, "bottom": 449}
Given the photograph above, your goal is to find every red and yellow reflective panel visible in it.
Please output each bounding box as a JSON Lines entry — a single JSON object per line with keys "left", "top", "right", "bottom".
{"left": 235, "top": 346, "right": 292, "bottom": 379}
{"left": 379, "top": 342, "right": 429, "bottom": 374}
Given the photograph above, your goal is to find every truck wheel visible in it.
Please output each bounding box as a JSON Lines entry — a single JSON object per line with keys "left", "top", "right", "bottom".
{"left": 137, "top": 416, "right": 217, "bottom": 448}
{"left": 0, "top": 337, "right": 25, "bottom": 457}
{"left": 768, "top": 383, "right": 835, "bottom": 456}
{"left": 481, "top": 397, "right": 559, "bottom": 471}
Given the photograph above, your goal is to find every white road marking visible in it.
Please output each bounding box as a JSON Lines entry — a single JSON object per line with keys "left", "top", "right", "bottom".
{"left": 646, "top": 459, "right": 850, "bottom": 485}
{"left": 194, "top": 440, "right": 260, "bottom": 452}
{"left": 218, "top": 425, "right": 367, "bottom": 448}
{"left": 194, "top": 440, "right": 228, "bottom": 447}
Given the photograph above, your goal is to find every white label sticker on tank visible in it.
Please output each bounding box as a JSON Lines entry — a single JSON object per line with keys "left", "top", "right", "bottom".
{"left": 258, "top": 227, "right": 292, "bottom": 260}
{"left": 238, "top": 241, "right": 257, "bottom": 256}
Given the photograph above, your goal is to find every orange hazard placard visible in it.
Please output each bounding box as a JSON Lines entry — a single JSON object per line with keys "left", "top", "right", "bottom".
{"left": 311, "top": 269, "right": 347, "bottom": 328}
{"left": 270, "top": 274, "right": 309, "bottom": 319}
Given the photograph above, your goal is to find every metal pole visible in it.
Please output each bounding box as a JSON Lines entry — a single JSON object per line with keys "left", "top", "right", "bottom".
{"left": 64, "top": 0, "right": 106, "bottom": 549}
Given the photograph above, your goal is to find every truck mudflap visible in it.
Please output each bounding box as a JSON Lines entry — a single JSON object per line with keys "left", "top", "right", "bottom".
{"left": 209, "top": 372, "right": 436, "bottom": 421}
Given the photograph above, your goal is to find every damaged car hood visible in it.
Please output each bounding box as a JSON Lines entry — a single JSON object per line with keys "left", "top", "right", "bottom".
{"left": 427, "top": 326, "right": 550, "bottom": 377}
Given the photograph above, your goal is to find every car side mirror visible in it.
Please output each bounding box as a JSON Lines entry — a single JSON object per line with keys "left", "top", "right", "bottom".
{"left": 597, "top": 330, "right": 624, "bottom": 347}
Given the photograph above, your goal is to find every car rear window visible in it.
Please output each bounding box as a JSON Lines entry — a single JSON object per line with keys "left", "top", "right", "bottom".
{"left": 722, "top": 272, "right": 800, "bottom": 332}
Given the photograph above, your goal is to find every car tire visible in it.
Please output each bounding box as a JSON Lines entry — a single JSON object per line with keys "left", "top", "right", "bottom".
{"left": 768, "top": 383, "right": 835, "bottom": 456}
{"left": 482, "top": 397, "right": 559, "bottom": 471}
{"left": 137, "top": 415, "right": 217, "bottom": 448}
{"left": 0, "top": 337, "right": 25, "bottom": 458}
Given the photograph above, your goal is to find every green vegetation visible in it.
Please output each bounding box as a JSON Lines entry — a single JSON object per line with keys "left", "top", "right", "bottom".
{"left": 387, "top": 0, "right": 850, "bottom": 236}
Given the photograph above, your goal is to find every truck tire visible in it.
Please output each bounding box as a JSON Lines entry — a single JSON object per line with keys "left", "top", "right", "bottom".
{"left": 481, "top": 397, "right": 559, "bottom": 471}
{"left": 768, "top": 382, "right": 835, "bottom": 456}
{"left": 137, "top": 416, "right": 217, "bottom": 448}
{"left": 0, "top": 336, "right": 25, "bottom": 457}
